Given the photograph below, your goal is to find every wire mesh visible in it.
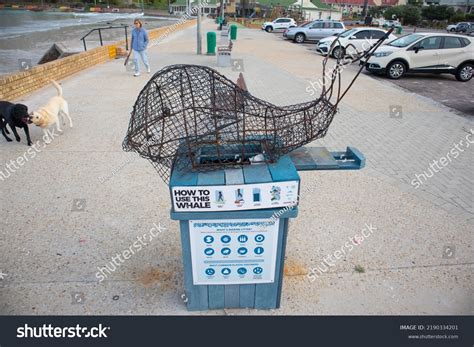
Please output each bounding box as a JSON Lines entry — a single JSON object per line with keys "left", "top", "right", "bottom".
{"left": 123, "top": 29, "right": 393, "bottom": 183}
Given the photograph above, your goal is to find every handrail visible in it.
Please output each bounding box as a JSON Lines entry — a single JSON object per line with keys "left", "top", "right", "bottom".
{"left": 80, "top": 25, "right": 129, "bottom": 51}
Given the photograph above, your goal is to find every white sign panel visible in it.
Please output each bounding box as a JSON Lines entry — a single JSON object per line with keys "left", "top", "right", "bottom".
{"left": 172, "top": 180, "right": 299, "bottom": 212}
{"left": 189, "top": 218, "right": 280, "bottom": 285}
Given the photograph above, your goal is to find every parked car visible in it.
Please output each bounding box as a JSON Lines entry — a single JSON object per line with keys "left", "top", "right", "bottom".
{"left": 383, "top": 20, "right": 402, "bottom": 28}
{"left": 316, "top": 27, "right": 397, "bottom": 59}
{"left": 261, "top": 18, "right": 296, "bottom": 32}
{"left": 361, "top": 33, "right": 474, "bottom": 81}
{"left": 371, "top": 19, "right": 381, "bottom": 27}
{"left": 446, "top": 22, "right": 464, "bottom": 32}
{"left": 455, "top": 22, "right": 473, "bottom": 33}
{"left": 284, "top": 20, "right": 346, "bottom": 43}
{"left": 467, "top": 24, "right": 474, "bottom": 36}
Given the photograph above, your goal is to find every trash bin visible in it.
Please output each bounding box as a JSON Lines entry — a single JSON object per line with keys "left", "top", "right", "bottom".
{"left": 170, "top": 154, "right": 300, "bottom": 310}
{"left": 396, "top": 26, "right": 402, "bottom": 34}
{"left": 217, "top": 48, "right": 231, "bottom": 67}
{"left": 207, "top": 32, "right": 216, "bottom": 55}
{"left": 230, "top": 24, "right": 238, "bottom": 40}
{"left": 170, "top": 146, "right": 365, "bottom": 311}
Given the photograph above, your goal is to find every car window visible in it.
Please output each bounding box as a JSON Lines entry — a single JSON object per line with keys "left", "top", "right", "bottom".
{"left": 388, "top": 34, "right": 424, "bottom": 47}
{"left": 460, "top": 37, "right": 471, "bottom": 46}
{"left": 443, "top": 36, "right": 463, "bottom": 49}
{"left": 370, "top": 30, "right": 385, "bottom": 39}
{"left": 311, "top": 22, "right": 323, "bottom": 29}
{"left": 323, "top": 22, "right": 332, "bottom": 28}
{"left": 416, "top": 36, "right": 442, "bottom": 50}
{"left": 354, "top": 30, "right": 371, "bottom": 39}
{"left": 275, "top": 19, "right": 284, "bottom": 23}
{"left": 333, "top": 22, "right": 343, "bottom": 29}
{"left": 339, "top": 28, "right": 358, "bottom": 38}
{"left": 283, "top": 19, "right": 291, "bottom": 23}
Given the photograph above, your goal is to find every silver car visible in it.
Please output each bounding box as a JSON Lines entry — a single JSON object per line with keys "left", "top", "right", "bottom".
{"left": 285, "top": 20, "right": 346, "bottom": 43}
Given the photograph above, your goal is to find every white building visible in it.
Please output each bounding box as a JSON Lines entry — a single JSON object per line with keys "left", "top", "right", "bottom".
{"left": 289, "top": 0, "right": 342, "bottom": 20}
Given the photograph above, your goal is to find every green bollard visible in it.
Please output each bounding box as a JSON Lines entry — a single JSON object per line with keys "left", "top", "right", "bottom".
{"left": 207, "top": 32, "right": 216, "bottom": 55}
{"left": 396, "top": 26, "right": 402, "bottom": 35}
{"left": 230, "top": 24, "right": 237, "bottom": 40}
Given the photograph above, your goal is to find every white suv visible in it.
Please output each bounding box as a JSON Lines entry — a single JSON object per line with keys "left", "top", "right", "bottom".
{"left": 316, "top": 27, "right": 397, "bottom": 58}
{"left": 262, "top": 18, "right": 296, "bottom": 32}
{"left": 362, "top": 33, "right": 474, "bottom": 82}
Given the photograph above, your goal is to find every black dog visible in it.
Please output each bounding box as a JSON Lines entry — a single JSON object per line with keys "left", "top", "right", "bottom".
{"left": 0, "top": 101, "right": 32, "bottom": 146}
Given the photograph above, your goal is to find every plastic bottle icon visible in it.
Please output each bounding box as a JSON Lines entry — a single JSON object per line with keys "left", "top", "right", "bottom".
{"left": 253, "top": 188, "right": 261, "bottom": 202}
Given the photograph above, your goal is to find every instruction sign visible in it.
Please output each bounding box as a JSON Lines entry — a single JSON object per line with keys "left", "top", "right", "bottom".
{"left": 189, "top": 218, "right": 280, "bottom": 285}
{"left": 172, "top": 181, "right": 299, "bottom": 212}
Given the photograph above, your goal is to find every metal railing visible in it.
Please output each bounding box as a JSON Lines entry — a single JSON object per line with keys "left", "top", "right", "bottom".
{"left": 80, "top": 25, "right": 129, "bottom": 51}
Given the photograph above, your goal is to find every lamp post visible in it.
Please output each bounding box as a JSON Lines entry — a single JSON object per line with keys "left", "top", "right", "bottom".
{"left": 219, "top": 0, "right": 225, "bottom": 30}
{"left": 197, "top": 0, "right": 202, "bottom": 54}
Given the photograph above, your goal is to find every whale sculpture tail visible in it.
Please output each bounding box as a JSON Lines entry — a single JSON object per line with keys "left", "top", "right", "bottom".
{"left": 123, "top": 29, "right": 393, "bottom": 183}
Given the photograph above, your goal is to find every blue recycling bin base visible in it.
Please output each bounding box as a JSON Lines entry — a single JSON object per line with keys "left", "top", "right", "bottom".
{"left": 170, "top": 154, "right": 299, "bottom": 310}
{"left": 169, "top": 145, "right": 365, "bottom": 311}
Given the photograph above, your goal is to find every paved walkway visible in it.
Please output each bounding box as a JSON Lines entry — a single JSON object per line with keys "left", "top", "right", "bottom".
{"left": 0, "top": 20, "right": 472, "bottom": 315}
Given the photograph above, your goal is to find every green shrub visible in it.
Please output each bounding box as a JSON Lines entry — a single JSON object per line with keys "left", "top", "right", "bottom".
{"left": 449, "top": 13, "right": 466, "bottom": 23}
{"left": 422, "top": 5, "right": 455, "bottom": 21}
{"left": 384, "top": 5, "right": 421, "bottom": 26}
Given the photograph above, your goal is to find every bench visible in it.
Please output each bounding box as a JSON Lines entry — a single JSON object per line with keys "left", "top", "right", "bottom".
{"left": 217, "top": 40, "right": 233, "bottom": 67}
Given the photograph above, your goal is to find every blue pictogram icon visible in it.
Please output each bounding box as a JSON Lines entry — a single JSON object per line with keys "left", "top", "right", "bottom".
{"left": 237, "top": 267, "right": 247, "bottom": 275}
{"left": 204, "top": 248, "right": 215, "bottom": 256}
{"left": 205, "top": 268, "right": 215, "bottom": 276}
{"left": 237, "top": 235, "right": 248, "bottom": 243}
{"left": 204, "top": 235, "right": 214, "bottom": 244}
{"left": 221, "top": 235, "right": 231, "bottom": 243}
{"left": 253, "top": 267, "right": 263, "bottom": 274}
{"left": 221, "top": 247, "right": 231, "bottom": 256}
{"left": 254, "top": 246, "right": 264, "bottom": 255}
{"left": 221, "top": 268, "right": 231, "bottom": 275}
{"left": 237, "top": 247, "right": 248, "bottom": 255}
{"left": 255, "top": 234, "right": 265, "bottom": 242}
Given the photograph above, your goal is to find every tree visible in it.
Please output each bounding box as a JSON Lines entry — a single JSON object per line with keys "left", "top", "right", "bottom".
{"left": 384, "top": 5, "right": 421, "bottom": 25}
{"left": 368, "top": 6, "right": 384, "bottom": 18}
{"left": 422, "top": 5, "right": 455, "bottom": 21}
{"left": 383, "top": 6, "right": 403, "bottom": 21}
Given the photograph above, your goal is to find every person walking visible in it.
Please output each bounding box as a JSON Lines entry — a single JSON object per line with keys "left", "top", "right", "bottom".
{"left": 130, "top": 19, "right": 150, "bottom": 77}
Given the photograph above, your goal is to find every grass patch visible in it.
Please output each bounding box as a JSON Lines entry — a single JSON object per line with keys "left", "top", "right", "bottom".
{"left": 354, "top": 265, "right": 365, "bottom": 273}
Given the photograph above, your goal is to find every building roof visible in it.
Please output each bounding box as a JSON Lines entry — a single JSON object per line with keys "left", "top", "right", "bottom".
{"left": 258, "top": 0, "right": 332, "bottom": 8}
{"left": 171, "top": 0, "right": 333, "bottom": 8}
{"left": 380, "top": 0, "right": 399, "bottom": 5}
{"left": 322, "top": 0, "right": 376, "bottom": 5}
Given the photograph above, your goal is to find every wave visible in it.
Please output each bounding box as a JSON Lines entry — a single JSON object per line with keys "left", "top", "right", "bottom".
{"left": 0, "top": 12, "right": 145, "bottom": 39}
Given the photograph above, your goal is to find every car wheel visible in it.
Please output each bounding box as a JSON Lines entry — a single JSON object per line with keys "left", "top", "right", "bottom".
{"left": 294, "top": 33, "right": 305, "bottom": 43}
{"left": 331, "top": 46, "right": 345, "bottom": 59}
{"left": 450, "top": 28, "right": 456, "bottom": 32}
{"left": 455, "top": 63, "right": 473, "bottom": 82}
{"left": 265, "top": 26, "right": 273, "bottom": 33}
{"left": 386, "top": 61, "right": 406, "bottom": 79}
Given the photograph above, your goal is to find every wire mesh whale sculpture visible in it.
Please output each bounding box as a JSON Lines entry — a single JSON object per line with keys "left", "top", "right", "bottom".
{"left": 123, "top": 29, "right": 393, "bottom": 183}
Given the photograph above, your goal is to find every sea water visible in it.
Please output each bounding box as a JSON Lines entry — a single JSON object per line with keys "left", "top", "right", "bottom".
{"left": 0, "top": 10, "right": 176, "bottom": 75}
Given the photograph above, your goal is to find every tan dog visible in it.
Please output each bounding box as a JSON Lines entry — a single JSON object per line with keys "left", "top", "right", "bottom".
{"left": 29, "top": 80, "right": 72, "bottom": 133}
